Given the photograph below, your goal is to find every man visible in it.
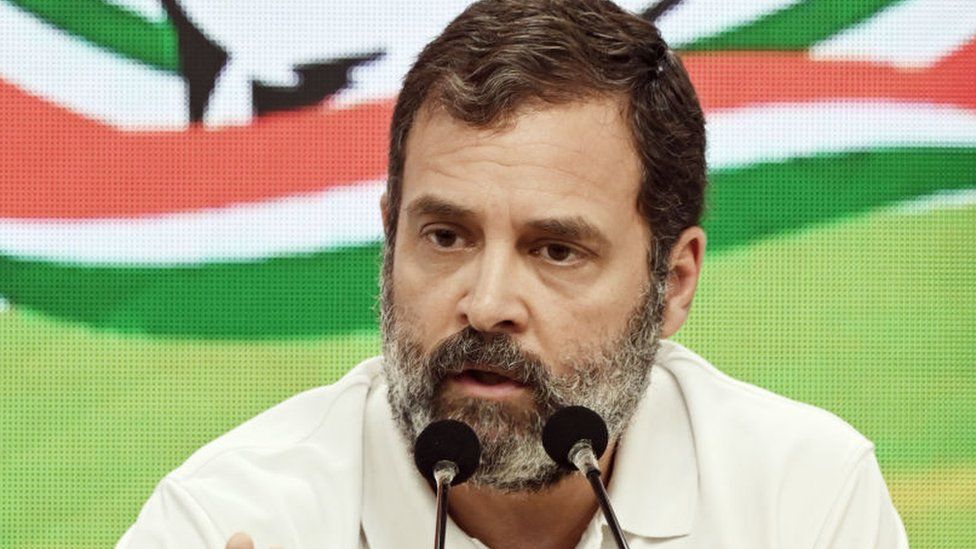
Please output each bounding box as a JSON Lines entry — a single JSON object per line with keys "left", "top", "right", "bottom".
{"left": 118, "top": 1, "right": 909, "bottom": 547}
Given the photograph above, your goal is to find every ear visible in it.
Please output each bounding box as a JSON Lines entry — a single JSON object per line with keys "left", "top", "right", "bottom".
{"left": 660, "top": 226, "right": 706, "bottom": 338}
{"left": 380, "top": 192, "right": 391, "bottom": 236}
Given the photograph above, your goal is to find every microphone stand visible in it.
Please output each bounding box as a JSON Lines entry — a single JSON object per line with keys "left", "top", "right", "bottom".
{"left": 570, "top": 441, "right": 629, "bottom": 549}
{"left": 415, "top": 419, "right": 480, "bottom": 549}
{"left": 432, "top": 460, "right": 458, "bottom": 549}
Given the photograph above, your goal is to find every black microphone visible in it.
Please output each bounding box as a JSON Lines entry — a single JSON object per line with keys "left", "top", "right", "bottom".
{"left": 543, "top": 406, "right": 629, "bottom": 549}
{"left": 414, "top": 420, "right": 481, "bottom": 549}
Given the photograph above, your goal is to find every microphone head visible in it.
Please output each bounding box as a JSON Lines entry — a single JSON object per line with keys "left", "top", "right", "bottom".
{"left": 542, "top": 406, "right": 609, "bottom": 469}
{"left": 413, "top": 419, "right": 481, "bottom": 486}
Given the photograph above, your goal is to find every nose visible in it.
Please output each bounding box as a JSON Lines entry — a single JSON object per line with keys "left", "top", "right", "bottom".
{"left": 457, "top": 244, "right": 529, "bottom": 334}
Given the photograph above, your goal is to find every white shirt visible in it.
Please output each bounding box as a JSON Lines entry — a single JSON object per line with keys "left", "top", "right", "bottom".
{"left": 117, "top": 340, "right": 909, "bottom": 548}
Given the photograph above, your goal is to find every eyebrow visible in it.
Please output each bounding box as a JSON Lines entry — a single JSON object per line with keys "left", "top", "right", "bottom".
{"left": 405, "top": 194, "right": 477, "bottom": 220}
{"left": 404, "top": 193, "right": 610, "bottom": 246}
{"left": 527, "top": 217, "right": 610, "bottom": 247}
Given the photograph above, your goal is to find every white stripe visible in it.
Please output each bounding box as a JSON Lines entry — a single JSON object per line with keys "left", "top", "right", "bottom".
{"left": 0, "top": 295, "right": 9, "bottom": 313}
{"left": 104, "top": 0, "right": 167, "bottom": 22}
{"left": 0, "top": 181, "right": 385, "bottom": 266}
{"left": 810, "top": 0, "right": 976, "bottom": 68}
{"left": 0, "top": 0, "right": 470, "bottom": 127}
{"left": 2, "top": 102, "right": 976, "bottom": 265}
{"left": 652, "top": 0, "right": 803, "bottom": 48}
{"left": 889, "top": 188, "right": 976, "bottom": 215}
{"left": 707, "top": 102, "right": 976, "bottom": 169}
{"left": 0, "top": 2, "right": 187, "bottom": 130}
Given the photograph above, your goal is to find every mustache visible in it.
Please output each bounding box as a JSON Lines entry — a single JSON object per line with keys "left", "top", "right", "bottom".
{"left": 423, "top": 327, "right": 550, "bottom": 387}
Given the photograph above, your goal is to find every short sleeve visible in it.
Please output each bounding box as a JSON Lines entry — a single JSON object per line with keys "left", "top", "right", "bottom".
{"left": 812, "top": 449, "right": 910, "bottom": 549}
{"left": 116, "top": 477, "right": 224, "bottom": 549}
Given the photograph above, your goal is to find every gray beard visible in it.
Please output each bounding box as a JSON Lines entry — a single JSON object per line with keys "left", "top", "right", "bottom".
{"left": 379, "top": 245, "right": 668, "bottom": 493}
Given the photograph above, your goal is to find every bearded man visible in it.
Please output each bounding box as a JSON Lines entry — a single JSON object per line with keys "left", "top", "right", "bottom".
{"left": 118, "top": 1, "right": 909, "bottom": 547}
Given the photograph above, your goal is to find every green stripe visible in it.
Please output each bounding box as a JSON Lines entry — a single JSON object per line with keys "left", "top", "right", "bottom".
{"left": 681, "top": 0, "right": 903, "bottom": 51}
{"left": 7, "top": 0, "right": 178, "bottom": 72}
{"left": 703, "top": 147, "right": 976, "bottom": 250}
{"left": 1, "top": 147, "right": 974, "bottom": 339}
{"left": 0, "top": 244, "right": 383, "bottom": 339}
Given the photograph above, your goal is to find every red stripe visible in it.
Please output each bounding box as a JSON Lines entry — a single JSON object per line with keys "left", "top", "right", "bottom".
{"left": 2, "top": 39, "right": 973, "bottom": 219}
{"left": 1, "top": 81, "right": 392, "bottom": 219}
{"left": 683, "top": 38, "right": 976, "bottom": 112}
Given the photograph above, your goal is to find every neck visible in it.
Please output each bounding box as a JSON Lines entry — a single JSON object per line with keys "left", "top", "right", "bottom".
{"left": 447, "top": 443, "right": 617, "bottom": 549}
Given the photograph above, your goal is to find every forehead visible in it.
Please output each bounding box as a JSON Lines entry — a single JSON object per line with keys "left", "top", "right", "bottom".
{"left": 401, "top": 98, "right": 646, "bottom": 232}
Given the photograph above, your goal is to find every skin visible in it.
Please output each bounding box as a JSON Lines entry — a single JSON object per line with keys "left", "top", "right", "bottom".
{"left": 225, "top": 97, "right": 705, "bottom": 548}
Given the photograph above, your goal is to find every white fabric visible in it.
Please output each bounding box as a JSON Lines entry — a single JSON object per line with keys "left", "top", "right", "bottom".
{"left": 117, "top": 340, "right": 909, "bottom": 548}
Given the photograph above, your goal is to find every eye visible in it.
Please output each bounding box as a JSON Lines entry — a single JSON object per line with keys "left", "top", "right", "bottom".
{"left": 535, "top": 243, "right": 585, "bottom": 265}
{"left": 424, "top": 227, "right": 465, "bottom": 249}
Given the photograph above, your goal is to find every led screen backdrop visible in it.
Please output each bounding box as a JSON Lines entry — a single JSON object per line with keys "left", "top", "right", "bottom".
{"left": 1, "top": 0, "right": 974, "bottom": 546}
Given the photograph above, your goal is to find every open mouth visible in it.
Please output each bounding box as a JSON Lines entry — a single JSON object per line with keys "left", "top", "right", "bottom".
{"left": 449, "top": 364, "right": 527, "bottom": 397}
{"left": 461, "top": 369, "right": 520, "bottom": 386}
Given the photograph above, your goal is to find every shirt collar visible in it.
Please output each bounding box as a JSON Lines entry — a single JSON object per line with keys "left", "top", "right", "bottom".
{"left": 606, "top": 338, "right": 699, "bottom": 539}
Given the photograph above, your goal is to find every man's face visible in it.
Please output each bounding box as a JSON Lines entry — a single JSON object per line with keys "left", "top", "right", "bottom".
{"left": 381, "top": 98, "right": 667, "bottom": 491}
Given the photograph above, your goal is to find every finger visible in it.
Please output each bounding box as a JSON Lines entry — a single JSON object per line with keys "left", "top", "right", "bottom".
{"left": 225, "top": 532, "right": 254, "bottom": 549}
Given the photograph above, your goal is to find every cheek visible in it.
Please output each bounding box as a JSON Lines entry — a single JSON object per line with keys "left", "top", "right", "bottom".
{"left": 391, "top": 251, "right": 460, "bottom": 344}
{"left": 535, "top": 277, "right": 644, "bottom": 358}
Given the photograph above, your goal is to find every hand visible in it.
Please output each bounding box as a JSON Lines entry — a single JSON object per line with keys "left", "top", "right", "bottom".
{"left": 225, "top": 532, "right": 283, "bottom": 549}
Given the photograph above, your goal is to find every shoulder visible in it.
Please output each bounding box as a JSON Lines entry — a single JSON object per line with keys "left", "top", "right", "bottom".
{"left": 657, "top": 339, "right": 872, "bottom": 457}
{"left": 655, "top": 341, "right": 879, "bottom": 545}
{"left": 119, "top": 356, "right": 386, "bottom": 548}
{"left": 170, "top": 355, "right": 384, "bottom": 480}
